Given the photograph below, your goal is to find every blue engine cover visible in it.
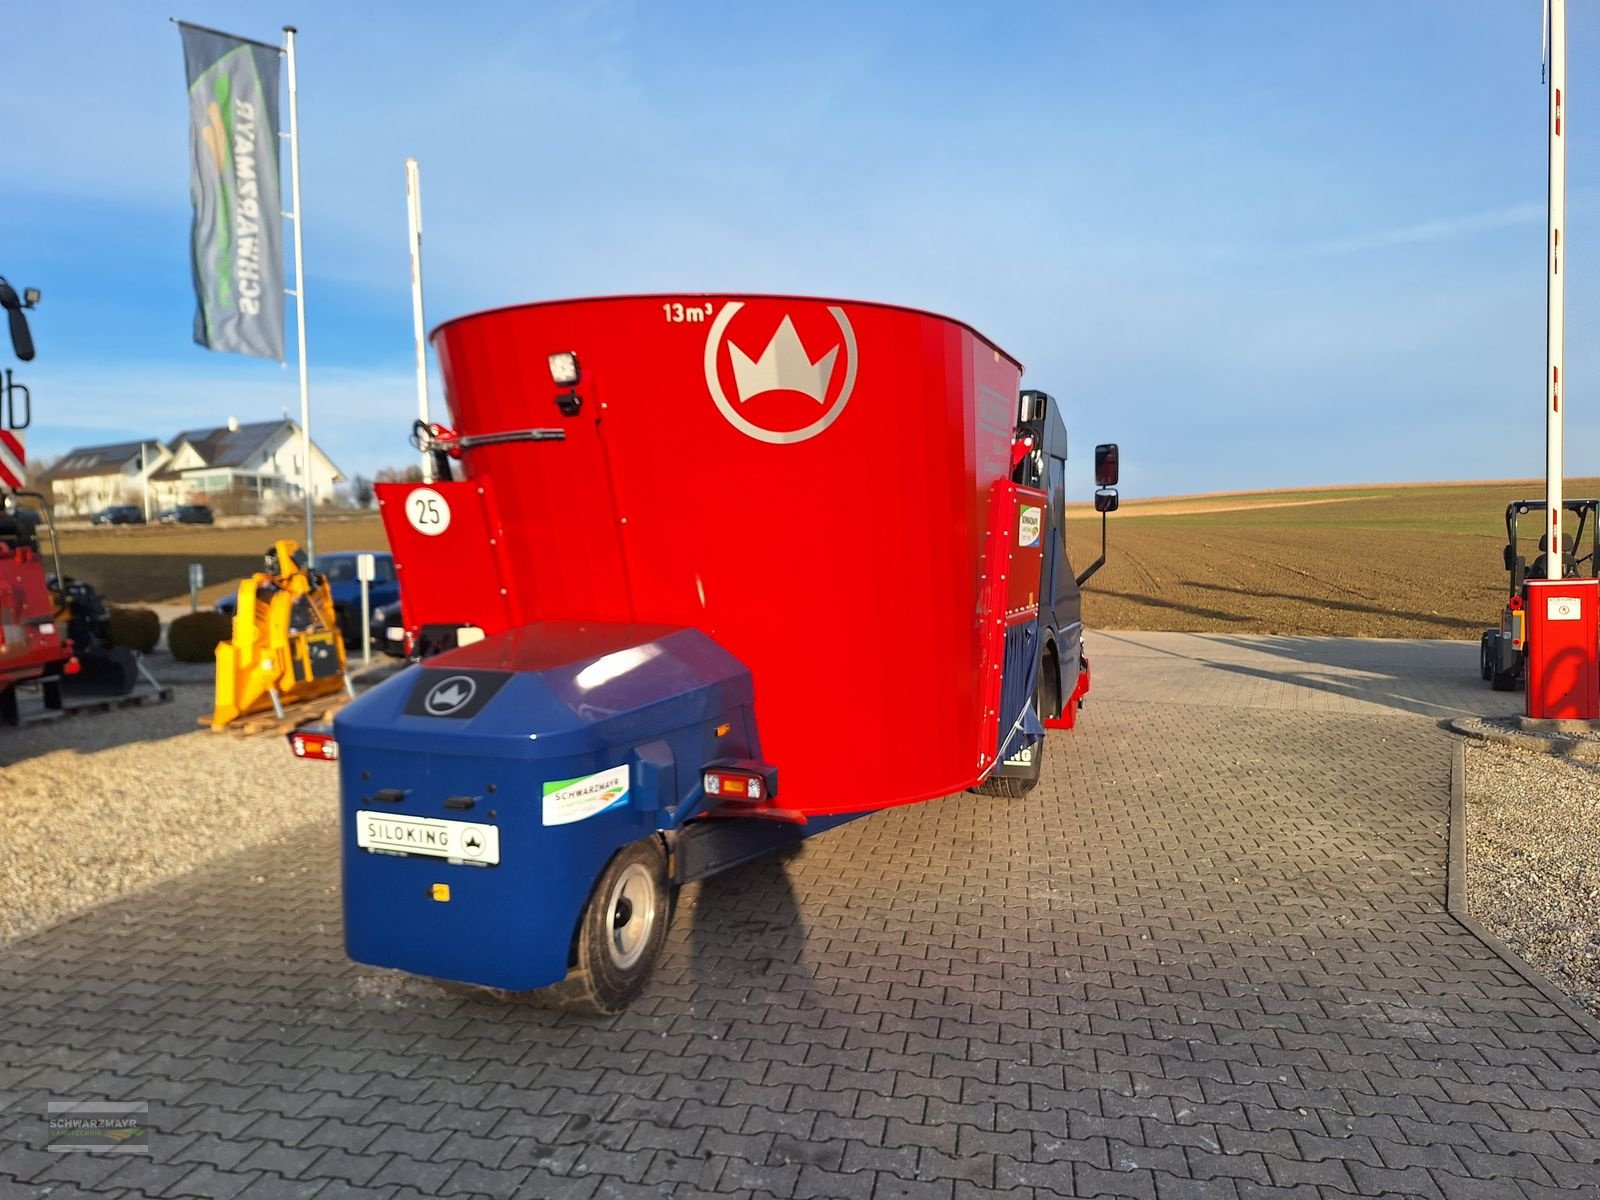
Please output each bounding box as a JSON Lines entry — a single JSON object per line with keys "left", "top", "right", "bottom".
{"left": 335, "top": 621, "right": 757, "bottom": 990}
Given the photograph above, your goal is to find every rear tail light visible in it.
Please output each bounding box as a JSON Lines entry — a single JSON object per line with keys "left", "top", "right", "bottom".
{"left": 704, "top": 771, "right": 763, "bottom": 800}
{"left": 289, "top": 730, "right": 338, "bottom": 761}
{"left": 701, "top": 758, "right": 778, "bottom": 803}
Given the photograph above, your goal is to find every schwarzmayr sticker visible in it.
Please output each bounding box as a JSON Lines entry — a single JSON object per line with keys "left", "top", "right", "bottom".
{"left": 542, "top": 765, "right": 630, "bottom": 826}
{"left": 1018, "top": 505, "right": 1042, "bottom": 548}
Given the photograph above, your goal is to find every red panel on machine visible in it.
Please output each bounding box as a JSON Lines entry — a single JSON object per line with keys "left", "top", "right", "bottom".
{"left": 974, "top": 482, "right": 1047, "bottom": 769}
{"left": 377, "top": 479, "right": 517, "bottom": 636}
{"left": 1524, "top": 578, "right": 1600, "bottom": 719}
{"left": 420, "top": 294, "right": 1024, "bottom": 816}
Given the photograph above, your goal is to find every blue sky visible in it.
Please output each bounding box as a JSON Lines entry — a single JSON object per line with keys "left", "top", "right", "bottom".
{"left": 3, "top": 1, "right": 1596, "bottom": 498}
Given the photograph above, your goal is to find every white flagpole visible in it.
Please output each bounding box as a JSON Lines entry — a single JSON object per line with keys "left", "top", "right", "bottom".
{"left": 283, "top": 25, "right": 314, "bottom": 563}
{"left": 1546, "top": 0, "right": 1566, "bottom": 575}
{"left": 406, "top": 157, "right": 432, "bottom": 483}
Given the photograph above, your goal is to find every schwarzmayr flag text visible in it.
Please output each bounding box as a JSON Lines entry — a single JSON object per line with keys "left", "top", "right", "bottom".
{"left": 178, "top": 23, "right": 285, "bottom": 360}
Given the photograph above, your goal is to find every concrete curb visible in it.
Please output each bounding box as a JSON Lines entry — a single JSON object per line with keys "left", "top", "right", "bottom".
{"left": 1447, "top": 715, "right": 1600, "bottom": 760}
{"left": 1446, "top": 740, "right": 1600, "bottom": 1044}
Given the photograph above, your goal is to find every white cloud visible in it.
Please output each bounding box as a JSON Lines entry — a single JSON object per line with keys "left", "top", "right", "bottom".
{"left": 1305, "top": 202, "right": 1546, "bottom": 256}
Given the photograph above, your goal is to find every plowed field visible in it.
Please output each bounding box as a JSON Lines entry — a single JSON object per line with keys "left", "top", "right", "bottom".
{"left": 1068, "top": 479, "right": 1600, "bottom": 640}
{"left": 48, "top": 479, "right": 1598, "bottom": 639}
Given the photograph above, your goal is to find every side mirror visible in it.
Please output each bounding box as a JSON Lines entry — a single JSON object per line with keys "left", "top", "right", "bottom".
{"left": 1094, "top": 487, "right": 1119, "bottom": 514}
{"left": 1094, "top": 443, "right": 1119, "bottom": 487}
{"left": 1503, "top": 545, "right": 1516, "bottom": 571}
{"left": 0, "top": 278, "right": 36, "bottom": 362}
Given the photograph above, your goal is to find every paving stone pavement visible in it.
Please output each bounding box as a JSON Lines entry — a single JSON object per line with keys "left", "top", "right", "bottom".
{"left": 2, "top": 633, "right": 1596, "bottom": 1200}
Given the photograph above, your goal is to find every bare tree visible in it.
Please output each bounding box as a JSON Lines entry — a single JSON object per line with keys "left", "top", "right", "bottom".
{"left": 24, "top": 453, "right": 57, "bottom": 489}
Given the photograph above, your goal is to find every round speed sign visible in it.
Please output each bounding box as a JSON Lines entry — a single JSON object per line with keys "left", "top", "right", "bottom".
{"left": 406, "top": 487, "right": 452, "bottom": 536}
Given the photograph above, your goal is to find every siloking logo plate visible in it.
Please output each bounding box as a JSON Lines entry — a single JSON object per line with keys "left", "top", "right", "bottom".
{"left": 404, "top": 670, "right": 510, "bottom": 720}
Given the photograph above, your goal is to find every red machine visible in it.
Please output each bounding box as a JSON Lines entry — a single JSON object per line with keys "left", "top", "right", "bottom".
{"left": 0, "top": 506, "right": 73, "bottom": 726}
{"left": 0, "top": 278, "right": 73, "bottom": 726}
{"left": 1523, "top": 578, "right": 1600, "bottom": 718}
{"left": 333, "top": 293, "right": 1118, "bottom": 1010}
{"left": 386, "top": 295, "right": 1091, "bottom": 812}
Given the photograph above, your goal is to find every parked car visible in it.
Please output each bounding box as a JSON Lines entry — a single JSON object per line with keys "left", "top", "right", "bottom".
{"left": 216, "top": 550, "right": 400, "bottom": 646}
{"left": 374, "top": 599, "right": 409, "bottom": 659}
{"left": 157, "top": 504, "right": 214, "bottom": 525}
{"left": 90, "top": 505, "right": 145, "bottom": 525}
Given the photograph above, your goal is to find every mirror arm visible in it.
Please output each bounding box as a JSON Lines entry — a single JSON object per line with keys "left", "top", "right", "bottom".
{"left": 15, "top": 490, "right": 64, "bottom": 585}
{"left": 1075, "top": 507, "right": 1109, "bottom": 588}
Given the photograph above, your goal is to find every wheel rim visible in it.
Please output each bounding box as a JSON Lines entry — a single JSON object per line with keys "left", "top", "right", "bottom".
{"left": 605, "top": 862, "right": 657, "bottom": 971}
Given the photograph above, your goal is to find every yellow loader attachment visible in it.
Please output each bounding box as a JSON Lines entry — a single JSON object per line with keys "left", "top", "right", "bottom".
{"left": 211, "top": 539, "right": 351, "bottom": 731}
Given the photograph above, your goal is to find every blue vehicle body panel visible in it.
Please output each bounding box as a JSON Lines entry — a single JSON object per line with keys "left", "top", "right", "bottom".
{"left": 336, "top": 621, "right": 783, "bottom": 991}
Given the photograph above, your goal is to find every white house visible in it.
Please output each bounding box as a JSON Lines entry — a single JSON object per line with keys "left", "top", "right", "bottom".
{"left": 44, "top": 440, "right": 170, "bottom": 516}
{"left": 47, "top": 419, "right": 344, "bottom": 517}
{"left": 148, "top": 418, "right": 344, "bottom": 511}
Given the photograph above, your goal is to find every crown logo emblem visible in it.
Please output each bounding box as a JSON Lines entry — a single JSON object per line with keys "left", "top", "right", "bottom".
{"left": 728, "top": 316, "right": 838, "bottom": 404}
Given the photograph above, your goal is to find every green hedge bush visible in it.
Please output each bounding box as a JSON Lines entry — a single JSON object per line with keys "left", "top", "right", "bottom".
{"left": 167, "top": 611, "right": 233, "bottom": 663}
{"left": 106, "top": 606, "right": 161, "bottom": 654}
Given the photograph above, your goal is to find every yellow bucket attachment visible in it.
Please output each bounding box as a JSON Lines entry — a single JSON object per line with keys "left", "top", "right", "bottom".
{"left": 211, "top": 539, "right": 349, "bottom": 730}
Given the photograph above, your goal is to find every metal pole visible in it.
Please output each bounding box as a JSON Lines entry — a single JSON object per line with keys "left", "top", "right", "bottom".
{"left": 406, "top": 158, "right": 433, "bottom": 483}
{"left": 1546, "top": 0, "right": 1566, "bottom": 576}
{"left": 283, "top": 25, "right": 315, "bottom": 564}
{"left": 361, "top": 576, "right": 371, "bottom": 668}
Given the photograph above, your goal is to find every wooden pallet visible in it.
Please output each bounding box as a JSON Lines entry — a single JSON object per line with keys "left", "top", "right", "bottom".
{"left": 201, "top": 690, "right": 353, "bottom": 737}
{"left": 19, "top": 682, "right": 175, "bottom": 725}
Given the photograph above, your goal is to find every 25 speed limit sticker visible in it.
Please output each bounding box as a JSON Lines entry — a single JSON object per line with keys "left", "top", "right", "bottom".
{"left": 406, "top": 487, "right": 451, "bottom": 536}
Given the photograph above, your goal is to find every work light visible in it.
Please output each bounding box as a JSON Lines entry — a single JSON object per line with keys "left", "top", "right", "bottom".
{"left": 548, "top": 352, "right": 580, "bottom": 386}
{"left": 22, "top": 288, "right": 39, "bottom": 308}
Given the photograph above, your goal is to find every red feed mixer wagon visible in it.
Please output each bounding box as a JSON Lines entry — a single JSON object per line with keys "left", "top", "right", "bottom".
{"left": 323, "top": 293, "right": 1120, "bottom": 1012}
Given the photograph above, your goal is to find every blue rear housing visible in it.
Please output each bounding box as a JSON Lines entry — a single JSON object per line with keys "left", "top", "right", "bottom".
{"left": 335, "top": 622, "right": 756, "bottom": 990}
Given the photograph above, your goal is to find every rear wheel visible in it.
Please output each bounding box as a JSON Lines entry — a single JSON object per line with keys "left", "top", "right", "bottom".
{"left": 0, "top": 685, "right": 17, "bottom": 727}
{"left": 1490, "top": 663, "right": 1519, "bottom": 692}
{"left": 1479, "top": 632, "right": 1495, "bottom": 682}
{"left": 536, "top": 838, "right": 671, "bottom": 1014}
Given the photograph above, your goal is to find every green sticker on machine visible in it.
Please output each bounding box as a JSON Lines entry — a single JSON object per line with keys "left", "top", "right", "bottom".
{"left": 542, "top": 765, "right": 630, "bottom": 826}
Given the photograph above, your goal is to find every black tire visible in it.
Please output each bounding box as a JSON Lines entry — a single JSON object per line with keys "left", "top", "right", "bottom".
{"left": 973, "top": 773, "right": 1035, "bottom": 799}
{"left": 1041, "top": 650, "right": 1063, "bottom": 723}
{"left": 1479, "top": 632, "right": 1495, "bottom": 682}
{"left": 0, "top": 685, "right": 17, "bottom": 727}
{"left": 333, "top": 605, "right": 359, "bottom": 647}
{"left": 1490, "top": 665, "right": 1519, "bottom": 692}
{"left": 534, "top": 838, "right": 670, "bottom": 1015}
{"left": 42, "top": 678, "right": 62, "bottom": 710}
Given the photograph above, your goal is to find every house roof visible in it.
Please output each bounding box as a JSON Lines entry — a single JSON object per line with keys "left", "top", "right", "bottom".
{"left": 46, "top": 440, "right": 166, "bottom": 481}
{"left": 168, "top": 421, "right": 288, "bottom": 470}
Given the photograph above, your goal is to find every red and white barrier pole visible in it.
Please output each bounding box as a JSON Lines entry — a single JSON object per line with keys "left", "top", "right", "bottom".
{"left": 1545, "top": 0, "right": 1566, "bottom": 568}
{"left": 1527, "top": 0, "right": 1600, "bottom": 721}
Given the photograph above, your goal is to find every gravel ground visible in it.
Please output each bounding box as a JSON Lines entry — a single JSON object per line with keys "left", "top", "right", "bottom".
{"left": 1468, "top": 714, "right": 1600, "bottom": 741}
{"left": 1464, "top": 741, "right": 1600, "bottom": 1020}
{"left": 0, "top": 680, "right": 338, "bottom": 943}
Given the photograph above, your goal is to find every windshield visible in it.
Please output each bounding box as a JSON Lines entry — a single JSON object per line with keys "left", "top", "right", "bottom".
{"left": 321, "top": 558, "right": 357, "bottom": 582}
